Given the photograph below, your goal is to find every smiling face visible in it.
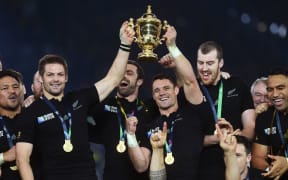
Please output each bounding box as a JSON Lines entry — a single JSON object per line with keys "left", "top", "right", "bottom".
{"left": 117, "top": 63, "right": 142, "bottom": 98}
{"left": 152, "top": 78, "right": 179, "bottom": 114}
{"left": 41, "top": 63, "right": 68, "bottom": 98}
{"left": 267, "top": 74, "right": 288, "bottom": 114}
{"left": 197, "top": 49, "right": 223, "bottom": 85}
{"left": 0, "top": 76, "right": 22, "bottom": 111}
{"left": 252, "top": 81, "right": 269, "bottom": 107}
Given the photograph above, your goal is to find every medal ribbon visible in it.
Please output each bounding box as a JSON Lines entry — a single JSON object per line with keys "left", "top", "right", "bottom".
{"left": 200, "top": 81, "right": 223, "bottom": 122}
{"left": 42, "top": 96, "right": 72, "bottom": 141}
{"left": 116, "top": 97, "right": 145, "bottom": 141}
{"left": 275, "top": 112, "right": 288, "bottom": 157}
{"left": 164, "top": 114, "right": 178, "bottom": 154}
{"left": 0, "top": 116, "right": 14, "bottom": 147}
{"left": 116, "top": 97, "right": 135, "bottom": 141}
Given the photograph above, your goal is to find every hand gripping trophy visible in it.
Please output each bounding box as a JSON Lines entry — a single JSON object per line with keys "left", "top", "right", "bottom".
{"left": 128, "top": 5, "right": 168, "bottom": 61}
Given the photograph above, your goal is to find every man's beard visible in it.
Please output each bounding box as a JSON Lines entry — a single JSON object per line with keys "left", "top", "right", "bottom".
{"left": 117, "top": 84, "right": 136, "bottom": 97}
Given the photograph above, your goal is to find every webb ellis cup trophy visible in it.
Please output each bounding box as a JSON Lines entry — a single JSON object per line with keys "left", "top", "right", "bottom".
{"left": 128, "top": 5, "right": 168, "bottom": 61}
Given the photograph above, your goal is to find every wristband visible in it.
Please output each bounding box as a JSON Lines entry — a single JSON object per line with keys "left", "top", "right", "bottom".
{"left": 119, "top": 43, "right": 131, "bottom": 52}
{"left": 167, "top": 45, "right": 182, "bottom": 58}
{"left": 0, "top": 153, "right": 4, "bottom": 166}
{"left": 126, "top": 133, "right": 138, "bottom": 148}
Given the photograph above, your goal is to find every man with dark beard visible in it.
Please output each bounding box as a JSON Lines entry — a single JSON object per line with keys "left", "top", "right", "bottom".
{"left": 88, "top": 60, "right": 153, "bottom": 180}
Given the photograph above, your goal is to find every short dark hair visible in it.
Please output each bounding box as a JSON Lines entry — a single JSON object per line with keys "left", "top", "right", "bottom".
{"left": 268, "top": 67, "right": 288, "bottom": 77}
{"left": 0, "top": 69, "right": 23, "bottom": 84}
{"left": 198, "top": 41, "right": 223, "bottom": 60}
{"left": 128, "top": 60, "right": 144, "bottom": 80}
{"left": 38, "top": 54, "right": 68, "bottom": 77}
{"left": 152, "top": 73, "right": 177, "bottom": 87}
{"left": 235, "top": 135, "right": 251, "bottom": 154}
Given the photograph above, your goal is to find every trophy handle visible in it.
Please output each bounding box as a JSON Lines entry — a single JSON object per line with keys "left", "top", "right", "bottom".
{"left": 128, "top": 18, "right": 137, "bottom": 42}
{"left": 128, "top": 18, "right": 138, "bottom": 42}
{"left": 159, "top": 20, "right": 169, "bottom": 44}
{"left": 128, "top": 18, "right": 135, "bottom": 29}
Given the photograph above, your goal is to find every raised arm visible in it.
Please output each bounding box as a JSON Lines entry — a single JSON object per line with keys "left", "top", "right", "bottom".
{"left": 160, "top": 26, "right": 202, "bottom": 105}
{"left": 125, "top": 116, "right": 151, "bottom": 172}
{"left": 216, "top": 124, "right": 240, "bottom": 180}
{"left": 149, "top": 122, "right": 167, "bottom": 180}
{"left": 16, "top": 142, "right": 34, "bottom": 180}
{"left": 95, "top": 21, "right": 135, "bottom": 102}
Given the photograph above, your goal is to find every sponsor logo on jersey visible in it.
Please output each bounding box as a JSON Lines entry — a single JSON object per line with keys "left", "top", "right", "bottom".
{"left": 37, "top": 113, "right": 55, "bottom": 124}
{"left": 227, "top": 88, "right": 239, "bottom": 98}
{"left": 104, "top": 105, "right": 118, "bottom": 113}
{"left": 264, "top": 127, "right": 277, "bottom": 135}
{"left": 72, "top": 100, "right": 83, "bottom": 110}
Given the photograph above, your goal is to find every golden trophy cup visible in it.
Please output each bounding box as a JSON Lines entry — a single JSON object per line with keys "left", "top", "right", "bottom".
{"left": 129, "top": 5, "right": 168, "bottom": 61}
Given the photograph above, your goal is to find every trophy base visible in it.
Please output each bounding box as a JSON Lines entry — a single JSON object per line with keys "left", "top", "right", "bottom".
{"left": 138, "top": 52, "right": 158, "bottom": 61}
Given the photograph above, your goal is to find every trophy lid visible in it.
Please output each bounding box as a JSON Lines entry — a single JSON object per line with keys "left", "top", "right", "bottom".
{"left": 137, "top": 5, "right": 161, "bottom": 24}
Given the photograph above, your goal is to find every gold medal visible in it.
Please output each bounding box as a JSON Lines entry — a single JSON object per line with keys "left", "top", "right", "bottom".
{"left": 165, "top": 152, "right": 175, "bottom": 165}
{"left": 9, "top": 165, "right": 18, "bottom": 171}
{"left": 63, "top": 140, "right": 73, "bottom": 152}
{"left": 116, "top": 140, "right": 126, "bottom": 153}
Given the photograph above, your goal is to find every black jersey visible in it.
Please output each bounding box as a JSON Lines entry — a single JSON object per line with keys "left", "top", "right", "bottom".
{"left": 0, "top": 116, "right": 21, "bottom": 180}
{"left": 17, "top": 86, "right": 99, "bottom": 180}
{"left": 148, "top": 101, "right": 206, "bottom": 180}
{"left": 88, "top": 96, "right": 153, "bottom": 180}
{"left": 254, "top": 107, "right": 288, "bottom": 180}
{"left": 199, "top": 77, "right": 254, "bottom": 180}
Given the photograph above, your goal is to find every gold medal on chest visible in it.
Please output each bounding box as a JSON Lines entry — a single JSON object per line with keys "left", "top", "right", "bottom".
{"left": 116, "top": 140, "right": 126, "bottom": 153}
{"left": 63, "top": 140, "right": 73, "bottom": 152}
{"left": 165, "top": 152, "right": 175, "bottom": 165}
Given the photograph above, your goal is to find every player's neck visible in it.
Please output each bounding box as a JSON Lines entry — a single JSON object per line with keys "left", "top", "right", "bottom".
{"left": 159, "top": 103, "right": 178, "bottom": 117}
{"left": 43, "top": 90, "right": 64, "bottom": 101}
{"left": 117, "top": 92, "right": 138, "bottom": 103}
{"left": 0, "top": 107, "right": 20, "bottom": 119}
{"left": 213, "top": 74, "right": 222, "bottom": 86}
{"left": 240, "top": 167, "right": 249, "bottom": 180}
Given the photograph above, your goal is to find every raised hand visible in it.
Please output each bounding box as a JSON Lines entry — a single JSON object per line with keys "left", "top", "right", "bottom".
{"left": 220, "top": 71, "right": 231, "bottom": 80}
{"left": 125, "top": 116, "right": 138, "bottom": 135}
{"left": 162, "top": 25, "right": 177, "bottom": 47}
{"left": 255, "top": 103, "right": 269, "bottom": 115}
{"left": 217, "top": 118, "right": 235, "bottom": 135}
{"left": 150, "top": 122, "right": 167, "bottom": 149}
{"left": 216, "top": 124, "right": 237, "bottom": 153}
{"left": 119, "top": 21, "right": 135, "bottom": 45}
{"left": 158, "top": 53, "right": 176, "bottom": 69}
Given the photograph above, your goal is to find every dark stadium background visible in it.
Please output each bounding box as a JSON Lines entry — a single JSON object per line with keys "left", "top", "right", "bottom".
{"left": 0, "top": 0, "right": 287, "bottom": 97}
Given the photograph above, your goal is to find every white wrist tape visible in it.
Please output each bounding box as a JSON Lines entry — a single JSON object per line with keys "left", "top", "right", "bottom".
{"left": 168, "top": 45, "right": 182, "bottom": 58}
{"left": 126, "top": 133, "right": 138, "bottom": 148}
{"left": 0, "top": 153, "right": 4, "bottom": 165}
